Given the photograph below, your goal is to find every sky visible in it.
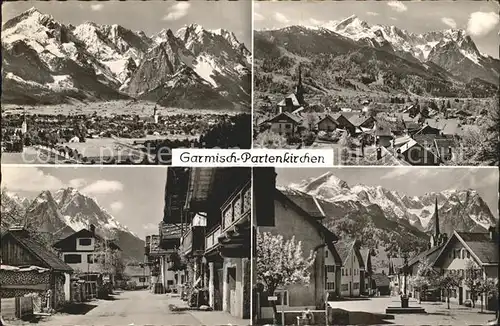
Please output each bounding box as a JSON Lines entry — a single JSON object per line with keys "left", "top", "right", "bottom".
{"left": 1, "top": 0, "right": 252, "bottom": 47}
{"left": 276, "top": 167, "right": 499, "bottom": 218}
{"left": 1, "top": 166, "right": 168, "bottom": 239}
{"left": 254, "top": 0, "right": 500, "bottom": 58}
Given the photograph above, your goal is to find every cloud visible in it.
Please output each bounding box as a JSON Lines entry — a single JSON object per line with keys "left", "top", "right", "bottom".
{"left": 387, "top": 1, "right": 408, "bottom": 13}
{"left": 366, "top": 12, "right": 379, "bottom": 16}
{"left": 90, "top": 4, "right": 103, "bottom": 11}
{"left": 254, "top": 12, "right": 265, "bottom": 21}
{"left": 69, "top": 178, "right": 86, "bottom": 188}
{"left": 1, "top": 167, "right": 65, "bottom": 192}
{"left": 110, "top": 201, "right": 124, "bottom": 213}
{"left": 390, "top": 17, "right": 398, "bottom": 21}
{"left": 380, "top": 168, "right": 439, "bottom": 180}
{"left": 81, "top": 180, "right": 124, "bottom": 195}
{"left": 441, "top": 17, "right": 457, "bottom": 29}
{"left": 467, "top": 11, "right": 499, "bottom": 37}
{"left": 308, "top": 18, "right": 324, "bottom": 26}
{"left": 163, "top": 2, "right": 191, "bottom": 21}
{"left": 143, "top": 223, "right": 158, "bottom": 232}
{"left": 274, "top": 12, "right": 289, "bottom": 24}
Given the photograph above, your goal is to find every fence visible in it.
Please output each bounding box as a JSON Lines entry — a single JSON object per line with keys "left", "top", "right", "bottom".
{"left": 0, "top": 297, "right": 34, "bottom": 320}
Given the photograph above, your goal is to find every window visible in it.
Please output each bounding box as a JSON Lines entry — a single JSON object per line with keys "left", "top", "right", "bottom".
{"left": 325, "top": 250, "right": 329, "bottom": 258}
{"left": 275, "top": 291, "right": 288, "bottom": 306}
{"left": 467, "top": 252, "right": 470, "bottom": 259}
{"left": 79, "top": 238, "right": 92, "bottom": 246}
{"left": 341, "top": 284, "right": 348, "bottom": 291}
{"left": 325, "top": 265, "right": 335, "bottom": 273}
{"left": 326, "top": 282, "right": 335, "bottom": 290}
{"left": 342, "top": 269, "right": 344, "bottom": 276}
{"left": 64, "top": 254, "right": 81, "bottom": 264}
{"left": 285, "top": 124, "right": 291, "bottom": 129}
{"left": 139, "top": 277, "right": 146, "bottom": 283}
{"left": 87, "top": 254, "right": 94, "bottom": 264}
{"left": 353, "top": 283, "right": 359, "bottom": 290}
{"left": 167, "top": 280, "right": 174, "bottom": 285}
{"left": 354, "top": 269, "right": 357, "bottom": 275}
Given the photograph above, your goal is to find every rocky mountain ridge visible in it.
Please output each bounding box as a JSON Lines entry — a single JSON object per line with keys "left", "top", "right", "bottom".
{"left": 1, "top": 8, "right": 251, "bottom": 110}
{"left": 255, "top": 17, "right": 499, "bottom": 97}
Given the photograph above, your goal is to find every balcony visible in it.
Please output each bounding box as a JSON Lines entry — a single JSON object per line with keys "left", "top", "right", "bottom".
{"left": 221, "top": 181, "right": 251, "bottom": 233}
{"left": 205, "top": 225, "right": 222, "bottom": 253}
{"left": 180, "top": 225, "right": 204, "bottom": 257}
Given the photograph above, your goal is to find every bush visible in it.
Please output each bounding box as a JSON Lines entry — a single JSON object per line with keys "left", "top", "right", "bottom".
{"left": 302, "top": 132, "right": 316, "bottom": 146}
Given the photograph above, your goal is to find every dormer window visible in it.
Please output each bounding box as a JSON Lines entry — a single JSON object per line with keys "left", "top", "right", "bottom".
{"left": 79, "top": 238, "right": 92, "bottom": 246}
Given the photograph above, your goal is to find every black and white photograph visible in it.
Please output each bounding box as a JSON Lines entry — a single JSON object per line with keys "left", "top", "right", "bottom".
{"left": 253, "top": 167, "right": 499, "bottom": 326}
{"left": 1, "top": 166, "right": 251, "bottom": 325}
{"left": 253, "top": 1, "right": 499, "bottom": 166}
{"left": 1, "top": 1, "right": 252, "bottom": 165}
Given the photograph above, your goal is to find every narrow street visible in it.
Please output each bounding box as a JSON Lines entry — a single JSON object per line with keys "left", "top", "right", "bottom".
{"left": 20, "top": 290, "right": 245, "bottom": 326}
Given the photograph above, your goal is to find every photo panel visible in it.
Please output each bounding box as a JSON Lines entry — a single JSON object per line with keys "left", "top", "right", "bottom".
{"left": 252, "top": 166, "right": 499, "bottom": 325}
{"left": 1, "top": 165, "right": 251, "bottom": 324}
{"left": 253, "top": 0, "right": 499, "bottom": 166}
{"left": 1, "top": 0, "right": 252, "bottom": 165}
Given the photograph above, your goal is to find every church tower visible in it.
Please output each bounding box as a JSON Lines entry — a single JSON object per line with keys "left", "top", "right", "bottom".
{"left": 430, "top": 197, "right": 440, "bottom": 248}
{"left": 295, "top": 64, "right": 305, "bottom": 106}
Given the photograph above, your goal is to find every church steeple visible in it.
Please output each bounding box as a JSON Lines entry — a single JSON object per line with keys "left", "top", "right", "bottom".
{"left": 433, "top": 197, "right": 439, "bottom": 239}
{"left": 295, "top": 64, "right": 305, "bottom": 105}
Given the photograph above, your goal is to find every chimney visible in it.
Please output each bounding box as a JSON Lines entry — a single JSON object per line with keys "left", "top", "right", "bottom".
{"left": 89, "top": 224, "right": 96, "bottom": 237}
{"left": 376, "top": 147, "right": 382, "bottom": 160}
{"left": 488, "top": 226, "right": 497, "bottom": 241}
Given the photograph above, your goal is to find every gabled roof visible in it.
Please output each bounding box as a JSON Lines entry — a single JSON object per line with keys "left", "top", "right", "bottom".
{"left": 317, "top": 114, "right": 338, "bottom": 125}
{"left": 408, "top": 244, "right": 444, "bottom": 268}
{"left": 414, "top": 124, "right": 441, "bottom": 136}
{"left": 365, "top": 146, "right": 410, "bottom": 166}
{"left": 274, "top": 189, "right": 342, "bottom": 265}
{"left": 372, "top": 273, "right": 390, "bottom": 287}
{"left": 278, "top": 94, "right": 300, "bottom": 107}
{"left": 332, "top": 113, "right": 356, "bottom": 127}
{"left": 284, "top": 193, "right": 325, "bottom": 219}
{"left": 2, "top": 231, "right": 73, "bottom": 273}
{"left": 267, "top": 112, "right": 302, "bottom": 124}
{"left": 53, "top": 229, "right": 121, "bottom": 251}
{"left": 348, "top": 115, "right": 373, "bottom": 127}
{"left": 433, "top": 231, "right": 498, "bottom": 267}
{"left": 334, "top": 239, "right": 365, "bottom": 269}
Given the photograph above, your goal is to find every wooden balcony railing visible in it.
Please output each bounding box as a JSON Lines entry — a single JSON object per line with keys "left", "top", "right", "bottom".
{"left": 180, "top": 227, "right": 193, "bottom": 255}
{"left": 205, "top": 225, "right": 222, "bottom": 252}
{"left": 220, "top": 181, "right": 251, "bottom": 233}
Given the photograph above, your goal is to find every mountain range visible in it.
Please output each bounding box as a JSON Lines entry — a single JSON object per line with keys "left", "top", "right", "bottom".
{"left": 280, "top": 171, "right": 497, "bottom": 269}
{"left": 255, "top": 16, "right": 499, "bottom": 98}
{"left": 1, "top": 8, "right": 251, "bottom": 110}
{"left": 1, "top": 187, "right": 145, "bottom": 262}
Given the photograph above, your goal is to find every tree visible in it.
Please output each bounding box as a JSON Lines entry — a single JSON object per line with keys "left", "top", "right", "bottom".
{"left": 256, "top": 232, "right": 316, "bottom": 324}
{"left": 94, "top": 238, "right": 125, "bottom": 280}
{"left": 478, "top": 278, "right": 498, "bottom": 313}
{"left": 464, "top": 260, "right": 482, "bottom": 308}
{"left": 254, "top": 130, "right": 287, "bottom": 149}
{"left": 409, "top": 258, "right": 439, "bottom": 303}
{"left": 438, "top": 273, "right": 463, "bottom": 309}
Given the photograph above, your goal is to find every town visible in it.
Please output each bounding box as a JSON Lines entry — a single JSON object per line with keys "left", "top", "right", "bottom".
{"left": 254, "top": 66, "right": 498, "bottom": 166}
{"left": 1, "top": 167, "right": 498, "bottom": 326}
{"left": 252, "top": 168, "right": 499, "bottom": 326}
{"left": 1, "top": 106, "right": 251, "bottom": 164}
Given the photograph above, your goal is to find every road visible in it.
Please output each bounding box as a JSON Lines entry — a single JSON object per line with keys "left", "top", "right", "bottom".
{"left": 20, "top": 290, "right": 245, "bottom": 326}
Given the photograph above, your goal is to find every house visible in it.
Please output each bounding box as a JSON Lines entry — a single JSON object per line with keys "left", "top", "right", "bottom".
{"left": 398, "top": 139, "right": 440, "bottom": 166}
{"left": 360, "top": 248, "right": 374, "bottom": 296}
{"left": 163, "top": 168, "right": 251, "bottom": 319}
{"left": 124, "top": 264, "right": 151, "bottom": 288}
{"left": 265, "top": 112, "right": 302, "bottom": 137}
{"left": 336, "top": 240, "right": 365, "bottom": 297}
{"left": 431, "top": 227, "right": 499, "bottom": 310}
{"left": 317, "top": 115, "right": 339, "bottom": 132}
{"left": 348, "top": 115, "right": 376, "bottom": 132}
{"left": 434, "top": 138, "right": 457, "bottom": 163}
{"left": 372, "top": 273, "right": 391, "bottom": 296}
{"left": 374, "top": 125, "right": 393, "bottom": 147}
{"left": 365, "top": 146, "right": 411, "bottom": 166}
{"left": 414, "top": 124, "right": 442, "bottom": 136}
{"left": 332, "top": 113, "right": 356, "bottom": 135}
{"left": 52, "top": 225, "right": 122, "bottom": 284}
{"left": 253, "top": 168, "right": 342, "bottom": 320}
{"left": 1, "top": 226, "right": 73, "bottom": 310}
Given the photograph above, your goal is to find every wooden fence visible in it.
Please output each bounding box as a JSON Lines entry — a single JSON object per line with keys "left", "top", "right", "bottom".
{"left": 0, "top": 297, "right": 33, "bottom": 320}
